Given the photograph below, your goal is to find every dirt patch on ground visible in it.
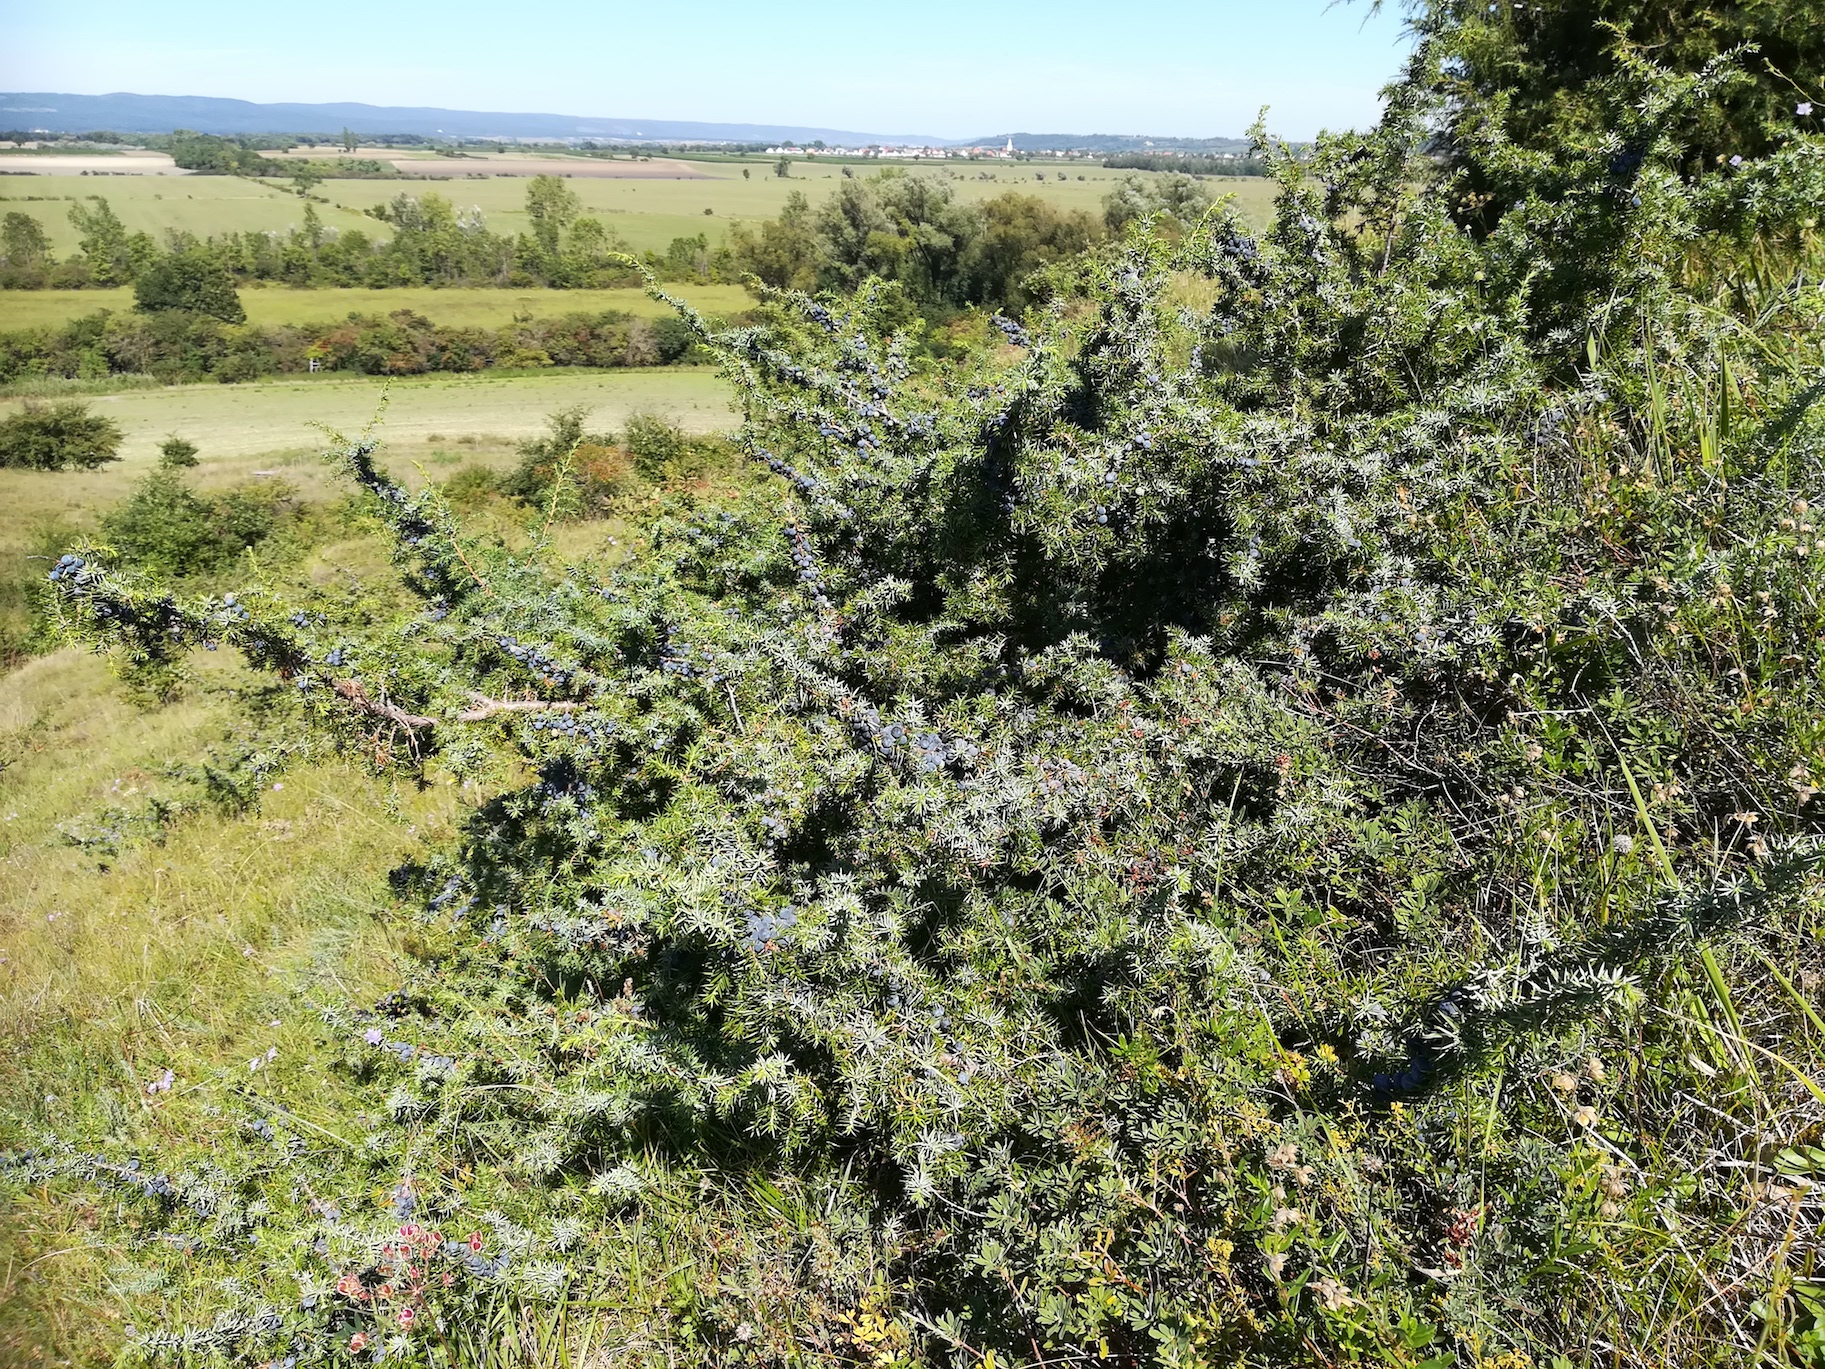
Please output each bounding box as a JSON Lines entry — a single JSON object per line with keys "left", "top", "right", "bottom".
{"left": 388, "top": 156, "right": 714, "bottom": 179}
{"left": 261, "top": 149, "right": 714, "bottom": 179}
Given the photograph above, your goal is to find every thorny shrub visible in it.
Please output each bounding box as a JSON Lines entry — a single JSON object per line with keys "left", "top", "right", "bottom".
{"left": 12, "top": 13, "right": 1825, "bottom": 1368}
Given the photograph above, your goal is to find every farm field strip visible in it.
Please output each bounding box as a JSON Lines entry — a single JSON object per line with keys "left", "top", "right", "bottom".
{"left": 0, "top": 283, "right": 759, "bottom": 331}
{"left": 0, "top": 366, "right": 736, "bottom": 469}
{"left": 0, "top": 167, "right": 1279, "bottom": 257}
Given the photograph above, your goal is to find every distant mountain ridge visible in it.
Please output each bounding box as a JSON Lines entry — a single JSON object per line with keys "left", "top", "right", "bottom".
{"left": 0, "top": 92, "right": 1246, "bottom": 152}
{"left": 0, "top": 92, "right": 941, "bottom": 146}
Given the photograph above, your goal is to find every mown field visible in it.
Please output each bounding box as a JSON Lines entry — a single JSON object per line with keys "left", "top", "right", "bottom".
{"left": 0, "top": 175, "right": 378, "bottom": 251}
{"left": 0, "top": 164, "right": 1278, "bottom": 258}
{"left": 0, "top": 283, "right": 759, "bottom": 332}
{"left": 0, "top": 366, "right": 734, "bottom": 469}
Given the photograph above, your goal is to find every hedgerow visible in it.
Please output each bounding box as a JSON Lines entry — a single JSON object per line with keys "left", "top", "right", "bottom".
{"left": 10, "top": 8, "right": 1825, "bottom": 1367}
{"left": 0, "top": 307, "right": 711, "bottom": 386}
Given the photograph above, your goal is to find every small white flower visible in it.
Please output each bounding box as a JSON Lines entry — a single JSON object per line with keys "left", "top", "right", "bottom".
{"left": 1800, "top": 102, "right": 1815, "bottom": 117}
{"left": 1611, "top": 834, "right": 1634, "bottom": 855}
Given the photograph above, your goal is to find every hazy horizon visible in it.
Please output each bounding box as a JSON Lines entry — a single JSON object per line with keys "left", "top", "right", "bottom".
{"left": 5, "top": 1, "right": 1413, "bottom": 143}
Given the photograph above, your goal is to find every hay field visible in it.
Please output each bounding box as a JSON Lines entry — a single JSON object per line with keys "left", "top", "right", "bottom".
{"left": 0, "top": 175, "right": 377, "bottom": 253}
{"left": 0, "top": 365, "right": 734, "bottom": 470}
{"left": 0, "top": 164, "right": 1279, "bottom": 258}
{"left": 261, "top": 148, "right": 716, "bottom": 179}
{"left": 0, "top": 283, "right": 758, "bottom": 332}
{"left": 0, "top": 150, "right": 181, "bottom": 175}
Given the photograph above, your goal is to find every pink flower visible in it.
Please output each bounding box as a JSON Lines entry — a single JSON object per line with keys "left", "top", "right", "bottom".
{"left": 349, "top": 1333, "right": 369, "bottom": 1352}
{"left": 397, "top": 1306, "right": 416, "bottom": 1327}
{"left": 468, "top": 1232, "right": 484, "bottom": 1253}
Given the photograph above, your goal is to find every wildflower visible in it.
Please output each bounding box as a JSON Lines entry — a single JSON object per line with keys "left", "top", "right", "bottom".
{"left": 1573, "top": 1104, "right": 1598, "bottom": 1127}
{"left": 349, "top": 1333, "right": 369, "bottom": 1352}
{"left": 1730, "top": 155, "right": 1744, "bottom": 167}
{"left": 1550, "top": 1072, "right": 1577, "bottom": 1093}
{"left": 336, "top": 1274, "right": 361, "bottom": 1297}
{"left": 146, "top": 1068, "right": 174, "bottom": 1095}
{"left": 1266, "top": 1252, "right": 1288, "bottom": 1278}
{"left": 1267, "top": 1142, "right": 1300, "bottom": 1170}
{"left": 1732, "top": 810, "right": 1759, "bottom": 827}
{"left": 1599, "top": 1200, "right": 1621, "bottom": 1218}
{"left": 364, "top": 1028, "right": 384, "bottom": 1046}
{"left": 1312, "top": 1276, "right": 1356, "bottom": 1311}
{"left": 1801, "top": 102, "right": 1814, "bottom": 117}
{"left": 1610, "top": 834, "right": 1633, "bottom": 856}
{"left": 1586, "top": 1057, "right": 1607, "bottom": 1082}
{"left": 397, "top": 1306, "right": 416, "bottom": 1327}
{"left": 735, "top": 1321, "right": 755, "bottom": 1342}
{"left": 1270, "top": 1206, "right": 1302, "bottom": 1232}
{"left": 377, "top": 1282, "right": 394, "bottom": 1300}
{"left": 468, "top": 1231, "right": 484, "bottom": 1252}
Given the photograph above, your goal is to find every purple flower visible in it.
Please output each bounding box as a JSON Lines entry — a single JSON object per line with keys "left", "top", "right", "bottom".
{"left": 1799, "top": 102, "right": 1814, "bottom": 117}
{"left": 364, "top": 1028, "right": 384, "bottom": 1046}
{"left": 1729, "top": 155, "right": 1744, "bottom": 167}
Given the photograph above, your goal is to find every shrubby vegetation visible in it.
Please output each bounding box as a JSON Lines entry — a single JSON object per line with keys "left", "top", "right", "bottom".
{"left": 0, "top": 306, "right": 706, "bottom": 384}
{"left": 102, "top": 463, "right": 298, "bottom": 579}
{"left": 0, "top": 399, "right": 122, "bottom": 470}
{"left": 726, "top": 170, "right": 1211, "bottom": 319}
{"left": 0, "top": 177, "right": 703, "bottom": 292}
{"left": 9, "top": 2, "right": 1825, "bottom": 1366}
{"left": 0, "top": 169, "right": 1208, "bottom": 328}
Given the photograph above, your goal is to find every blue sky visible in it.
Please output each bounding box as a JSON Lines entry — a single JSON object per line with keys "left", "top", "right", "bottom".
{"left": 5, "top": 1, "right": 1412, "bottom": 141}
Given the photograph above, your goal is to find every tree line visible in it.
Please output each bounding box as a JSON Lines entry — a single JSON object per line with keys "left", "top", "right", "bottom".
{"left": 0, "top": 307, "right": 703, "bottom": 384}
{"left": 1, "top": 170, "right": 1217, "bottom": 322}
{"left": 726, "top": 169, "right": 1214, "bottom": 317}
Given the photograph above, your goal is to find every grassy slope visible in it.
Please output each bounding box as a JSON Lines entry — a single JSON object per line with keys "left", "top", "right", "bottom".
{"left": 0, "top": 366, "right": 733, "bottom": 665}
{"left": 0, "top": 283, "right": 760, "bottom": 332}
{"left": 0, "top": 167, "right": 1279, "bottom": 258}
{"left": 0, "top": 644, "right": 459, "bottom": 1368}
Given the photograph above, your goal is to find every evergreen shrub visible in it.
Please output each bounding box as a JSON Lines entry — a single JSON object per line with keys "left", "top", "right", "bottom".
{"left": 16, "top": 8, "right": 1825, "bottom": 1365}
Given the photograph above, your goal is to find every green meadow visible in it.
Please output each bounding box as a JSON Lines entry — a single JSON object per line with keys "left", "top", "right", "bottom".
{"left": 0, "top": 366, "right": 735, "bottom": 470}
{"left": 0, "top": 164, "right": 1278, "bottom": 258}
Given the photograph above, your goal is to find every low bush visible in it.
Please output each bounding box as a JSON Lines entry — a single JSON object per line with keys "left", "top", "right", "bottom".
{"left": 101, "top": 469, "right": 298, "bottom": 578}
{"left": 0, "top": 399, "right": 122, "bottom": 470}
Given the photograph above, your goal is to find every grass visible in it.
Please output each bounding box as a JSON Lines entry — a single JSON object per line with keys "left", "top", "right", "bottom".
{"left": 0, "top": 167, "right": 1280, "bottom": 259}
{"left": 0, "top": 366, "right": 734, "bottom": 656}
{"left": 0, "top": 283, "right": 761, "bottom": 332}
{"left": 0, "top": 366, "right": 736, "bottom": 467}
{"left": 0, "top": 645, "right": 459, "bottom": 1369}
{"left": 0, "top": 175, "right": 377, "bottom": 255}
